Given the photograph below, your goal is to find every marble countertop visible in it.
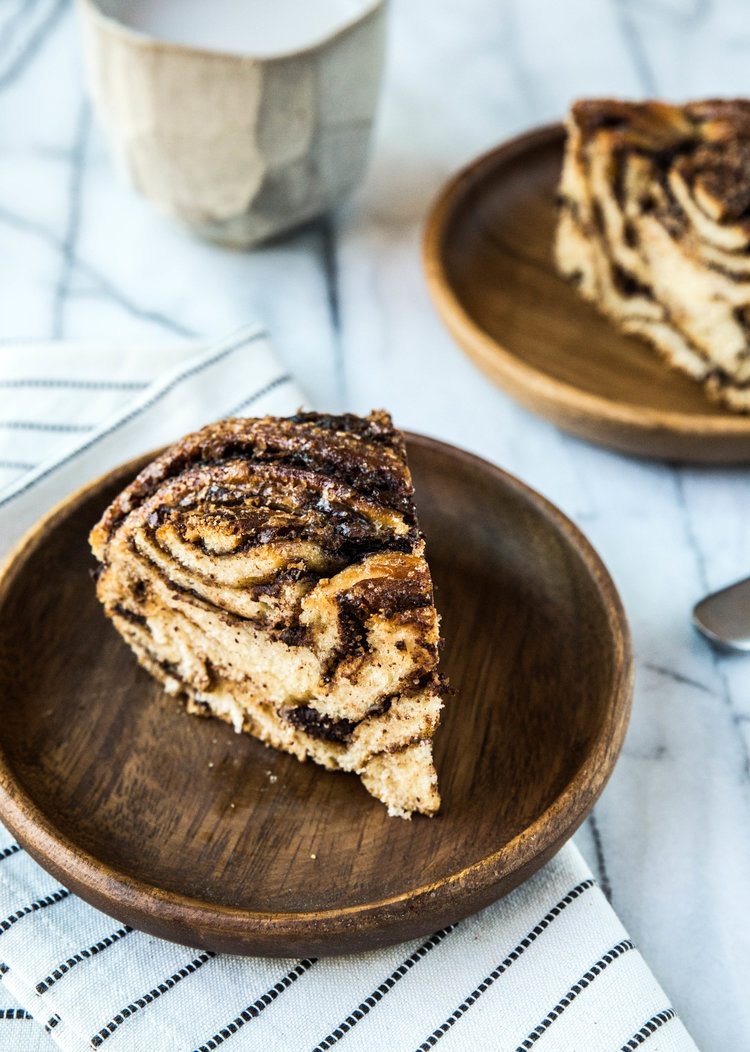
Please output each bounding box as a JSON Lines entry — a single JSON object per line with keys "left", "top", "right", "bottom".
{"left": 2, "top": 0, "right": 748, "bottom": 1047}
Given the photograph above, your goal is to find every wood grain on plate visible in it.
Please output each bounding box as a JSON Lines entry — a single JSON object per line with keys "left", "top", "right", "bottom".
{"left": 0, "top": 435, "right": 632, "bottom": 956}
{"left": 424, "top": 123, "right": 750, "bottom": 462}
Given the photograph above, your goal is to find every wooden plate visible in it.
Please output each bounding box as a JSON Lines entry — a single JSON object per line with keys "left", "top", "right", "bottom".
{"left": 424, "top": 124, "right": 750, "bottom": 462}
{"left": 0, "top": 435, "right": 632, "bottom": 957}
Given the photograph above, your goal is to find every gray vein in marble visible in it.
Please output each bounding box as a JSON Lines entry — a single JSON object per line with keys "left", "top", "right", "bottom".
{"left": 0, "top": 0, "right": 36, "bottom": 54}
{"left": 558, "top": 436, "right": 603, "bottom": 523}
{"left": 629, "top": 0, "right": 711, "bottom": 28}
{"left": 703, "top": 649, "right": 748, "bottom": 781}
{"left": 711, "top": 660, "right": 750, "bottom": 775}
{"left": 0, "top": 207, "right": 196, "bottom": 338}
{"left": 317, "top": 215, "right": 346, "bottom": 405}
{"left": 587, "top": 812, "right": 613, "bottom": 902}
{"left": 672, "top": 470, "right": 750, "bottom": 780}
{"left": 612, "top": 0, "right": 659, "bottom": 95}
{"left": 500, "top": 0, "right": 543, "bottom": 118}
{"left": 69, "top": 288, "right": 198, "bottom": 338}
{"left": 0, "top": 0, "right": 67, "bottom": 92}
{"left": 22, "top": 145, "right": 75, "bottom": 163}
{"left": 644, "top": 662, "right": 715, "bottom": 696}
{"left": 671, "top": 469, "right": 710, "bottom": 594}
{"left": 623, "top": 743, "right": 669, "bottom": 761}
{"left": 52, "top": 100, "right": 90, "bottom": 339}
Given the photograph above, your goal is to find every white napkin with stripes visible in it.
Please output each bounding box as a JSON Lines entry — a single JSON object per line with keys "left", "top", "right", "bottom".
{"left": 0, "top": 328, "right": 697, "bottom": 1052}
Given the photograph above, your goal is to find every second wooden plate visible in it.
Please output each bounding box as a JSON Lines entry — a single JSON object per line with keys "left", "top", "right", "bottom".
{"left": 424, "top": 124, "right": 750, "bottom": 462}
{"left": 0, "top": 435, "right": 631, "bottom": 956}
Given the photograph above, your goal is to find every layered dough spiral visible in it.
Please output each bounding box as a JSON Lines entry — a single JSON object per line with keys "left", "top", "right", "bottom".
{"left": 556, "top": 98, "right": 750, "bottom": 410}
{"left": 90, "top": 411, "right": 445, "bottom": 818}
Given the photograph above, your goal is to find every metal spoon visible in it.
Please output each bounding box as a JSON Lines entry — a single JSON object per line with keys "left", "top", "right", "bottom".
{"left": 693, "top": 576, "right": 750, "bottom": 652}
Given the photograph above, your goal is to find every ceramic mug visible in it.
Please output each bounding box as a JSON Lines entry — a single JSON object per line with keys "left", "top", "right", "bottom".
{"left": 77, "top": 0, "right": 387, "bottom": 247}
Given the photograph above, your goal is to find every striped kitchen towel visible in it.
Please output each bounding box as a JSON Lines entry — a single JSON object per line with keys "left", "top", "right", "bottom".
{"left": 0, "top": 327, "right": 697, "bottom": 1051}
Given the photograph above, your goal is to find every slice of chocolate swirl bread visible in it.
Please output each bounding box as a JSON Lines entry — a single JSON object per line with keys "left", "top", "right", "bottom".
{"left": 556, "top": 98, "right": 750, "bottom": 410}
{"left": 89, "top": 412, "right": 445, "bottom": 818}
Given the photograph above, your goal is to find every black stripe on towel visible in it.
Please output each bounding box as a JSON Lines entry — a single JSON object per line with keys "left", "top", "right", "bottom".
{"left": 0, "top": 1008, "right": 32, "bottom": 1019}
{"left": 416, "top": 879, "right": 596, "bottom": 1050}
{"left": 0, "top": 845, "right": 21, "bottom": 862}
{"left": 191, "top": 958, "right": 317, "bottom": 1052}
{"left": 90, "top": 951, "right": 217, "bottom": 1047}
{"left": 0, "top": 330, "right": 266, "bottom": 511}
{"left": 0, "top": 378, "right": 148, "bottom": 391}
{"left": 620, "top": 1008, "right": 676, "bottom": 1049}
{"left": 0, "top": 888, "right": 69, "bottom": 933}
{"left": 226, "top": 373, "right": 293, "bottom": 416}
{"left": 0, "top": 420, "right": 93, "bottom": 432}
{"left": 314, "top": 927, "right": 457, "bottom": 1051}
{"left": 36, "top": 924, "right": 134, "bottom": 993}
{"left": 515, "top": 939, "right": 635, "bottom": 1050}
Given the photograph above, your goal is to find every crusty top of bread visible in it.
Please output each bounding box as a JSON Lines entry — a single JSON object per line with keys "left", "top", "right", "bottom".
{"left": 569, "top": 98, "right": 750, "bottom": 225}
{"left": 91, "top": 411, "right": 417, "bottom": 559}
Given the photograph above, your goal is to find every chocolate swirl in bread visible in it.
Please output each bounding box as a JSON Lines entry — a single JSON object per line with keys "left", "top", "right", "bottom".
{"left": 555, "top": 98, "right": 750, "bottom": 410}
{"left": 90, "top": 411, "right": 444, "bottom": 818}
